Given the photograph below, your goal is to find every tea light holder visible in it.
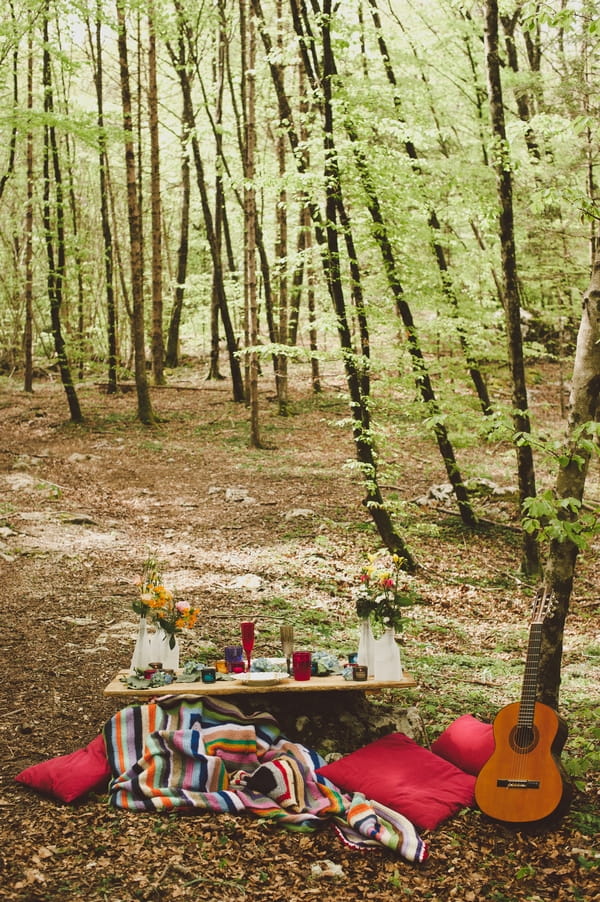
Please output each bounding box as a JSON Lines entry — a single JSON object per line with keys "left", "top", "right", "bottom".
{"left": 353, "top": 665, "right": 368, "bottom": 681}
{"left": 292, "top": 651, "right": 312, "bottom": 681}
{"left": 143, "top": 662, "right": 163, "bottom": 679}
{"left": 224, "top": 645, "right": 244, "bottom": 673}
{"left": 201, "top": 667, "right": 216, "bottom": 683}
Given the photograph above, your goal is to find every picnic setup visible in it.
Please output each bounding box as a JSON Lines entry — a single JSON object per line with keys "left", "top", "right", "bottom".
{"left": 14, "top": 552, "right": 528, "bottom": 867}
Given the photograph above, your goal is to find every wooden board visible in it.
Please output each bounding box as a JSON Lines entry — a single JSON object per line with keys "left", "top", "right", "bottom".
{"left": 104, "top": 670, "right": 417, "bottom": 699}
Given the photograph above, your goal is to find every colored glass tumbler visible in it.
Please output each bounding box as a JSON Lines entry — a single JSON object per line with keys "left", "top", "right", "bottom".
{"left": 292, "top": 651, "right": 312, "bottom": 681}
{"left": 224, "top": 645, "right": 244, "bottom": 673}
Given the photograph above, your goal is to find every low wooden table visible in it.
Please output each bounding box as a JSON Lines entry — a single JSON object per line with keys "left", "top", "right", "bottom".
{"left": 104, "top": 670, "right": 417, "bottom": 699}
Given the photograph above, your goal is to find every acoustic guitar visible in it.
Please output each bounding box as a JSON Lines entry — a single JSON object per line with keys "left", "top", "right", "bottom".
{"left": 475, "top": 588, "right": 570, "bottom": 824}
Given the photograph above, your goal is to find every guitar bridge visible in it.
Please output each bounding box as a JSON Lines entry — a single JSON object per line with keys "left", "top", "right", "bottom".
{"left": 496, "top": 779, "right": 540, "bottom": 789}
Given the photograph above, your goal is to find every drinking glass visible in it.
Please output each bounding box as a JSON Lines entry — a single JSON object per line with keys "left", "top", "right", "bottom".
{"left": 292, "top": 650, "right": 312, "bottom": 681}
{"left": 280, "top": 625, "right": 294, "bottom": 674}
{"left": 240, "top": 621, "right": 255, "bottom": 672}
{"left": 224, "top": 645, "right": 243, "bottom": 673}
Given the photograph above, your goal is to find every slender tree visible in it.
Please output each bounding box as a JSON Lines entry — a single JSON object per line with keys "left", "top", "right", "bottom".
{"left": 116, "top": 0, "right": 155, "bottom": 424}
{"left": 165, "top": 119, "right": 191, "bottom": 369}
{"left": 289, "top": 64, "right": 321, "bottom": 391}
{"left": 292, "top": 0, "right": 477, "bottom": 528}
{"left": 42, "top": 4, "right": 83, "bottom": 423}
{"left": 168, "top": 0, "right": 244, "bottom": 401}
{"left": 274, "top": 0, "right": 289, "bottom": 416}
{"left": 0, "top": 0, "right": 18, "bottom": 203}
{"left": 88, "top": 3, "right": 118, "bottom": 393}
{"left": 306, "top": 222, "right": 320, "bottom": 393}
{"left": 54, "top": 34, "right": 87, "bottom": 382}
{"left": 500, "top": 8, "right": 540, "bottom": 159}
{"left": 484, "top": 0, "right": 539, "bottom": 576}
{"left": 253, "top": 0, "right": 416, "bottom": 565}
{"left": 218, "top": 0, "right": 275, "bottom": 364}
{"left": 23, "top": 26, "right": 34, "bottom": 394}
{"left": 148, "top": 0, "right": 166, "bottom": 385}
{"left": 208, "top": 15, "right": 228, "bottom": 382}
{"left": 240, "top": 0, "right": 263, "bottom": 446}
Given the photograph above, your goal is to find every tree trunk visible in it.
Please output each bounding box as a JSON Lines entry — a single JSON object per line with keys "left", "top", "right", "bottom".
{"left": 0, "top": 1, "right": 18, "bottom": 202}
{"left": 288, "top": 211, "right": 306, "bottom": 350}
{"left": 500, "top": 10, "right": 540, "bottom": 158}
{"left": 42, "top": 6, "right": 83, "bottom": 424}
{"left": 168, "top": 0, "right": 244, "bottom": 401}
{"left": 23, "top": 28, "right": 34, "bottom": 395}
{"left": 116, "top": 0, "right": 154, "bottom": 425}
{"left": 340, "top": 106, "right": 477, "bottom": 528}
{"left": 148, "top": 0, "right": 165, "bottom": 385}
{"left": 484, "top": 0, "right": 539, "bottom": 576}
{"left": 296, "top": 65, "right": 320, "bottom": 392}
{"left": 208, "top": 16, "right": 226, "bottom": 382}
{"left": 89, "top": 6, "right": 118, "bottom": 393}
{"left": 291, "top": 0, "right": 476, "bottom": 529}
{"left": 540, "top": 251, "right": 600, "bottom": 708}
{"left": 275, "top": 0, "right": 289, "bottom": 416}
{"left": 241, "top": 0, "right": 263, "bottom": 447}
{"left": 255, "top": 0, "right": 415, "bottom": 566}
{"left": 305, "top": 211, "right": 320, "bottom": 393}
{"left": 165, "top": 123, "right": 190, "bottom": 369}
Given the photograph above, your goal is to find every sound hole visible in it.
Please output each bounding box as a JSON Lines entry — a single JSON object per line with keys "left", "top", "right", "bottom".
{"left": 510, "top": 724, "right": 538, "bottom": 753}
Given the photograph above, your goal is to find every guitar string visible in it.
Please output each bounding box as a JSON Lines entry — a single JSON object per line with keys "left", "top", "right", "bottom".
{"left": 513, "top": 599, "right": 546, "bottom": 788}
{"left": 515, "top": 623, "right": 541, "bottom": 786}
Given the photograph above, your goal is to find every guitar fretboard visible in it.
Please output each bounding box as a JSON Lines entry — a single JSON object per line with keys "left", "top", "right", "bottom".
{"left": 517, "top": 622, "right": 543, "bottom": 730}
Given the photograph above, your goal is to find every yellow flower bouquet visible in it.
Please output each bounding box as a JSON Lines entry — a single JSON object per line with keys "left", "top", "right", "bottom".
{"left": 134, "top": 554, "right": 198, "bottom": 649}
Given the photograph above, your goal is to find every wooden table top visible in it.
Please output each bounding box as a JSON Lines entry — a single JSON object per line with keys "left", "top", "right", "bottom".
{"left": 104, "top": 670, "right": 417, "bottom": 699}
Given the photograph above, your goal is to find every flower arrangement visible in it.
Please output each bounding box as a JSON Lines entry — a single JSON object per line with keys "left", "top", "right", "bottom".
{"left": 355, "top": 551, "right": 417, "bottom": 633}
{"left": 133, "top": 554, "right": 199, "bottom": 648}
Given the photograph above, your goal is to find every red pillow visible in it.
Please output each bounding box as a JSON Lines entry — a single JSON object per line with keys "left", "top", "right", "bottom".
{"left": 431, "top": 715, "right": 495, "bottom": 776}
{"left": 316, "top": 732, "right": 475, "bottom": 831}
{"left": 15, "top": 734, "right": 111, "bottom": 803}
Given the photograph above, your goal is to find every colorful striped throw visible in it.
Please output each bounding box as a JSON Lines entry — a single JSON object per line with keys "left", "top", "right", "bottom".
{"left": 103, "top": 694, "right": 427, "bottom": 863}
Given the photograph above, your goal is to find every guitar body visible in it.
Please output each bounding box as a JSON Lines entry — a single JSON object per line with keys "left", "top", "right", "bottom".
{"left": 475, "top": 700, "right": 569, "bottom": 824}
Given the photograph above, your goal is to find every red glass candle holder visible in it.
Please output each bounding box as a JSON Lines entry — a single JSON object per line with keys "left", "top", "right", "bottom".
{"left": 224, "top": 645, "right": 243, "bottom": 673}
{"left": 292, "top": 651, "right": 312, "bottom": 681}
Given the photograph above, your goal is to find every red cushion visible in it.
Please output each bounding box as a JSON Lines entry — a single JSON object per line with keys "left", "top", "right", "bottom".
{"left": 431, "top": 715, "right": 495, "bottom": 776}
{"left": 15, "top": 734, "right": 111, "bottom": 803}
{"left": 316, "top": 732, "right": 475, "bottom": 831}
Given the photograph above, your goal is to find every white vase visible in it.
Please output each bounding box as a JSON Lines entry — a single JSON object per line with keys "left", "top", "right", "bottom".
{"left": 357, "top": 619, "right": 375, "bottom": 674}
{"left": 149, "top": 628, "right": 180, "bottom": 671}
{"left": 130, "top": 616, "right": 151, "bottom": 673}
{"left": 373, "top": 627, "right": 403, "bottom": 681}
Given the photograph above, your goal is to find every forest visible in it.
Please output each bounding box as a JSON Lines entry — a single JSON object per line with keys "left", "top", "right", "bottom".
{"left": 1, "top": 0, "right": 599, "bottom": 700}
{"left": 0, "top": 1, "right": 599, "bottom": 899}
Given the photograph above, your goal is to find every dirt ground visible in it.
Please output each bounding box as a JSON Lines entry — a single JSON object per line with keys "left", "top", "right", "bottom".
{"left": 0, "top": 367, "right": 598, "bottom": 902}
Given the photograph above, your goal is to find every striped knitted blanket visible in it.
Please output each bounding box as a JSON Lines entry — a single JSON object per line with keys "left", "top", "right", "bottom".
{"left": 104, "top": 695, "right": 428, "bottom": 863}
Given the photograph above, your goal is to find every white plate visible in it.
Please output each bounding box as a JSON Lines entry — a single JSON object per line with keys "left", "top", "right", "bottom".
{"left": 231, "top": 671, "right": 290, "bottom": 686}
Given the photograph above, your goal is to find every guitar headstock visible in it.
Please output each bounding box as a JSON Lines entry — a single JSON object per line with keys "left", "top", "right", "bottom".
{"left": 531, "top": 586, "right": 557, "bottom": 624}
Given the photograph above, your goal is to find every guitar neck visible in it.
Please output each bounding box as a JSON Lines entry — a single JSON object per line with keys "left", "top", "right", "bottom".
{"left": 517, "top": 622, "right": 543, "bottom": 728}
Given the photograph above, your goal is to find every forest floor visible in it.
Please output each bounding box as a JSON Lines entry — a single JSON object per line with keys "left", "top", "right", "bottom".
{"left": 0, "top": 362, "right": 598, "bottom": 902}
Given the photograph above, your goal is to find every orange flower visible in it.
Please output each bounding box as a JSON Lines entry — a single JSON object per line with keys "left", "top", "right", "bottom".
{"left": 133, "top": 555, "right": 199, "bottom": 636}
